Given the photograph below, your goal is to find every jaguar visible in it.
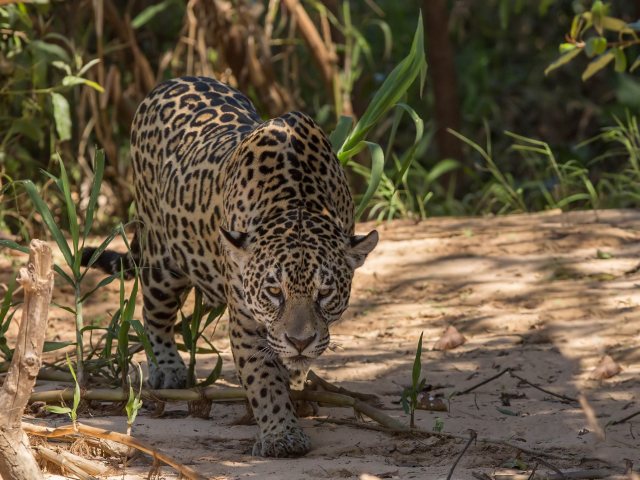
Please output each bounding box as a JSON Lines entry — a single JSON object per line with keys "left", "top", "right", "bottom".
{"left": 82, "top": 76, "right": 378, "bottom": 457}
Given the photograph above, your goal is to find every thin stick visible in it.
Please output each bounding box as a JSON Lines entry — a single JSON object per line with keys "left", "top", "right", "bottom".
{"left": 527, "top": 462, "right": 538, "bottom": 480}
{"left": 456, "top": 368, "right": 511, "bottom": 395}
{"left": 22, "top": 423, "right": 207, "bottom": 480}
{"left": 36, "top": 446, "right": 97, "bottom": 480}
{"left": 611, "top": 410, "right": 640, "bottom": 425}
{"left": 307, "top": 370, "right": 378, "bottom": 402}
{"left": 446, "top": 430, "right": 477, "bottom": 480}
{"left": 532, "top": 457, "right": 569, "bottom": 479}
{"left": 510, "top": 371, "right": 577, "bottom": 403}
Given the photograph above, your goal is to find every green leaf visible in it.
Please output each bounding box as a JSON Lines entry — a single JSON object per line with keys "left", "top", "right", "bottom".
{"left": 0, "top": 274, "right": 17, "bottom": 331}
{"left": 83, "top": 150, "right": 105, "bottom": 242}
{"left": 62, "top": 76, "right": 104, "bottom": 93}
{"left": 43, "top": 341, "right": 76, "bottom": 353}
{"left": 339, "top": 12, "right": 424, "bottom": 158}
{"left": 81, "top": 226, "right": 121, "bottom": 279}
{"left": 22, "top": 180, "right": 74, "bottom": 269}
{"left": 51, "top": 302, "right": 76, "bottom": 314}
{"left": 77, "top": 58, "right": 100, "bottom": 78}
{"left": 118, "top": 320, "right": 130, "bottom": 361}
{"left": 544, "top": 48, "right": 582, "bottom": 75}
{"left": 354, "top": 142, "right": 385, "bottom": 221}
{"left": 79, "top": 271, "right": 121, "bottom": 303}
{"left": 591, "top": 1, "right": 605, "bottom": 35}
{"left": 597, "top": 249, "right": 613, "bottom": 259}
{"left": 559, "top": 43, "right": 577, "bottom": 54}
{"left": 613, "top": 47, "right": 627, "bottom": 73}
{"left": 391, "top": 103, "right": 424, "bottom": 188}
{"left": 66, "top": 354, "right": 80, "bottom": 420}
{"left": 50, "top": 93, "right": 71, "bottom": 142}
{"left": 570, "top": 15, "right": 581, "bottom": 39}
{"left": 630, "top": 55, "right": 640, "bottom": 72}
{"left": 582, "top": 50, "right": 615, "bottom": 81}
{"left": 131, "top": 0, "right": 175, "bottom": 29}
{"left": 585, "top": 37, "right": 607, "bottom": 57}
{"left": 0, "top": 240, "right": 29, "bottom": 254}
{"left": 496, "top": 407, "right": 519, "bottom": 416}
{"left": 329, "top": 116, "right": 354, "bottom": 153}
{"left": 400, "top": 388, "right": 411, "bottom": 414}
{"left": 411, "top": 332, "right": 423, "bottom": 391}
{"left": 43, "top": 406, "right": 72, "bottom": 414}
{"left": 499, "top": 0, "right": 509, "bottom": 29}
{"left": 53, "top": 265, "right": 75, "bottom": 287}
{"left": 198, "top": 336, "right": 223, "bottom": 387}
{"left": 181, "top": 314, "right": 193, "bottom": 352}
{"left": 123, "top": 268, "right": 139, "bottom": 322}
{"left": 57, "top": 155, "right": 79, "bottom": 259}
{"left": 130, "top": 320, "right": 158, "bottom": 366}
{"left": 433, "top": 417, "right": 444, "bottom": 432}
{"left": 502, "top": 458, "right": 528, "bottom": 469}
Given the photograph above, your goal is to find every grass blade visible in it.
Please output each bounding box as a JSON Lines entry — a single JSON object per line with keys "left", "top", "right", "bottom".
{"left": 354, "top": 142, "right": 385, "bottom": 221}
{"left": 83, "top": 149, "right": 105, "bottom": 243}
{"left": 130, "top": 319, "right": 158, "bottom": 366}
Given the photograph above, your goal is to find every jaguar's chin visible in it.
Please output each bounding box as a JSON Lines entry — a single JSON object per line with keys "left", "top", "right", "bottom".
{"left": 281, "top": 354, "right": 314, "bottom": 371}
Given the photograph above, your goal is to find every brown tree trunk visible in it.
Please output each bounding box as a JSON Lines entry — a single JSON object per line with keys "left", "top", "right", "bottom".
{"left": 423, "top": 0, "right": 465, "bottom": 188}
{"left": 0, "top": 240, "right": 54, "bottom": 480}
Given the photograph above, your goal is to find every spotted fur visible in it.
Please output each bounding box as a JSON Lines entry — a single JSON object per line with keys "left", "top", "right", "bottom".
{"left": 83, "top": 76, "right": 378, "bottom": 457}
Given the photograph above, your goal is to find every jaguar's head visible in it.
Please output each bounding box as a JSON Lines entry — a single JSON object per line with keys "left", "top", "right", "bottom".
{"left": 220, "top": 210, "right": 377, "bottom": 371}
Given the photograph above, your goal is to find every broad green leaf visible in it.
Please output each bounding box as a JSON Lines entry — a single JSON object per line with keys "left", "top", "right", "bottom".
{"left": 329, "top": 116, "right": 354, "bottom": 153}
{"left": 131, "top": 0, "right": 175, "bottom": 29}
{"left": 43, "top": 341, "right": 76, "bottom": 352}
{"left": 198, "top": 336, "right": 223, "bottom": 387}
{"left": 496, "top": 407, "right": 519, "bottom": 416}
{"left": 590, "top": 1, "right": 605, "bottom": 35}
{"left": 339, "top": 12, "right": 424, "bottom": 158}
{"left": 181, "top": 313, "right": 193, "bottom": 351}
{"left": 83, "top": 150, "right": 105, "bottom": 242}
{"left": 53, "top": 265, "right": 75, "bottom": 287}
{"left": 62, "top": 76, "right": 104, "bottom": 93}
{"left": 130, "top": 320, "right": 158, "bottom": 366}
{"left": 0, "top": 240, "right": 29, "bottom": 254}
{"left": 400, "top": 388, "right": 411, "bottom": 414}
{"left": 202, "top": 304, "right": 227, "bottom": 331}
{"left": 582, "top": 50, "right": 615, "bottom": 81}
{"left": 585, "top": 37, "right": 607, "bottom": 57}
{"left": 426, "top": 159, "right": 461, "bottom": 183}
{"left": 411, "top": 332, "right": 423, "bottom": 391}
{"left": 123, "top": 268, "right": 139, "bottom": 322}
{"left": 22, "top": 180, "right": 73, "bottom": 269}
{"left": 354, "top": 142, "right": 385, "bottom": 221}
{"left": 43, "top": 406, "right": 72, "bottom": 414}
{"left": 583, "top": 12, "right": 628, "bottom": 32}
{"left": 559, "top": 43, "right": 577, "bottom": 54}
{"left": 118, "top": 320, "right": 130, "bottom": 360}
{"left": 50, "top": 93, "right": 71, "bottom": 142}
{"left": 31, "top": 40, "right": 70, "bottom": 63}
{"left": 613, "top": 47, "right": 627, "bottom": 73}
{"left": 544, "top": 48, "right": 582, "bottom": 76}
{"left": 391, "top": 103, "right": 424, "bottom": 188}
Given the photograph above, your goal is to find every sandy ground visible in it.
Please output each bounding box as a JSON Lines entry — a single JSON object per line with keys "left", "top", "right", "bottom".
{"left": 2, "top": 209, "right": 640, "bottom": 479}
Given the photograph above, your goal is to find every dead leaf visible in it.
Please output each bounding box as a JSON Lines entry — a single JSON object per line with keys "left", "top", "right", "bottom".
{"left": 416, "top": 392, "right": 447, "bottom": 411}
{"left": 433, "top": 325, "right": 466, "bottom": 351}
{"left": 590, "top": 355, "right": 622, "bottom": 380}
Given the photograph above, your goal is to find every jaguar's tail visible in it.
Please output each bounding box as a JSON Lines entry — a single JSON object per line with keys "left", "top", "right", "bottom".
{"left": 81, "top": 231, "right": 141, "bottom": 280}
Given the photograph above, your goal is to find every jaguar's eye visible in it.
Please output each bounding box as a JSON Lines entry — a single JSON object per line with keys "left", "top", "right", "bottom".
{"left": 318, "top": 288, "right": 331, "bottom": 297}
{"left": 267, "top": 287, "right": 282, "bottom": 296}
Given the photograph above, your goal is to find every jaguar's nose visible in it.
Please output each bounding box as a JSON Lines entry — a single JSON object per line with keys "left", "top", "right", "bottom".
{"left": 285, "top": 333, "right": 316, "bottom": 353}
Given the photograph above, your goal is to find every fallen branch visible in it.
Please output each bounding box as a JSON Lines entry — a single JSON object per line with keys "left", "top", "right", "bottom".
{"left": 315, "top": 417, "right": 578, "bottom": 461}
{"left": 22, "top": 423, "right": 207, "bottom": 480}
{"left": 307, "top": 370, "right": 378, "bottom": 402}
{"left": 456, "top": 368, "right": 511, "bottom": 395}
{"left": 510, "top": 371, "right": 577, "bottom": 403}
{"left": 446, "top": 430, "right": 477, "bottom": 480}
{"left": 611, "top": 409, "right": 640, "bottom": 425}
{"left": 36, "top": 446, "right": 98, "bottom": 480}
{"left": 493, "top": 471, "right": 610, "bottom": 480}
{"left": 0, "top": 240, "right": 54, "bottom": 480}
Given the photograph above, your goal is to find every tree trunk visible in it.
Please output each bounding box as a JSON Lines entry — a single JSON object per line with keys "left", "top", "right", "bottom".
{"left": 423, "top": 0, "right": 465, "bottom": 188}
{"left": 0, "top": 240, "right": 54, "bottom": 480}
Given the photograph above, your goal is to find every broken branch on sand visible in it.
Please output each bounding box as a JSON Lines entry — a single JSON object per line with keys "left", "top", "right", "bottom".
{"left": 23, "top": 423, "right": 208, "bottom": 480}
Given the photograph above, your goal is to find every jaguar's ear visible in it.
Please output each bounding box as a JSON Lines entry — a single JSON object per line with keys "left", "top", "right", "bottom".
{"left": 345, "top": 230, "right": 378, "bottom": 269}
{"left": 219, "top": 227, "right": 251, "bottom": 266}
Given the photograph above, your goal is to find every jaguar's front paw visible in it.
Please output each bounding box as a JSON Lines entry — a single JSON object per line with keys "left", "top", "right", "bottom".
{"left": 251, "top": 425, "right": 311, "bottom": 458}
{"left": 148, "top": 363, "right": 188, "bottom": 389}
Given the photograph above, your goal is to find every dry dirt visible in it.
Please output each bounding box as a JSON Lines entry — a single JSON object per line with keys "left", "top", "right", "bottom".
{"left": 2, "top": 209, "right": 640, "bottom": 479}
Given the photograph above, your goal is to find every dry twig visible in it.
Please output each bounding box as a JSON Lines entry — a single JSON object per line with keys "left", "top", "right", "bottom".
{"left": 36, "top": 446, "right": 98, "bottom": 480}
{"left": 446, "top": 430, "right": 477, "bottom": 480}
{"left": 0, "top": 240, "right": 54, "bottom": 480}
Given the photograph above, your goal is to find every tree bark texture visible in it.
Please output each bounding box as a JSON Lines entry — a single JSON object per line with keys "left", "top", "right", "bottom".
{"left": 423, "top": 0, "right": 464, "bottom": 164}
{"left": 0, "top": 240, "right": 54, "bottom": 480}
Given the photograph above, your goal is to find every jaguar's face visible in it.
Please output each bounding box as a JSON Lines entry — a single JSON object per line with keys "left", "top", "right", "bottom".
{"left": 220, "top": 212, "right": 378, "bottom": 370}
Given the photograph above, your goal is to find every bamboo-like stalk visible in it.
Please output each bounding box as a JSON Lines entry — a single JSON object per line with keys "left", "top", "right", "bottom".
{"left": 36, "top": 446, "right": 97, "bottom": 480}
{"left": 23, "top": 423, "right": 208, "bottom": 480}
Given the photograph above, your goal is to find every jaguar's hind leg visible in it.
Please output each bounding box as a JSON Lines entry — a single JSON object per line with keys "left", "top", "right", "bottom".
{"left": 140, "top": 254, "right": 192, "bottom": 389}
